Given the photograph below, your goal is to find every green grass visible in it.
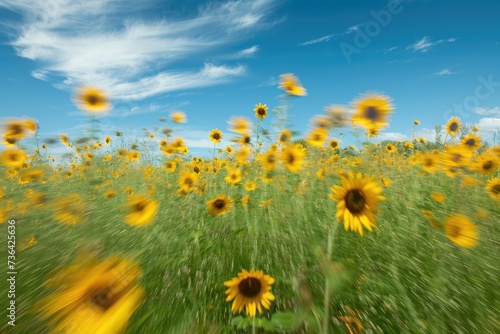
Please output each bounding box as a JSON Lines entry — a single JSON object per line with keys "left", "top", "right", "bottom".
{"left": 0, "top": 152, "right": 499, "bottom": 334}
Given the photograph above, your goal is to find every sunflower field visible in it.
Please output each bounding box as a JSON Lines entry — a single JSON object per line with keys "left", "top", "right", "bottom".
{"left": 1, "top": 75, "right": 499, "bottom": 334}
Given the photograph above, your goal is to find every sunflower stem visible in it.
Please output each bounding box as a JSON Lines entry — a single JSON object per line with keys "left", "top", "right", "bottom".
{"left": 322, "top": 223, "right": 338, "bottom": 334}
{"left": 252, "top": 317, "right": 256, "bottom": 334}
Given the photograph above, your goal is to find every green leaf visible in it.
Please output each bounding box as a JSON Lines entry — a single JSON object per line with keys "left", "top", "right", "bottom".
{"left": 271, "top": 311, "right": 302, "bottom": 330}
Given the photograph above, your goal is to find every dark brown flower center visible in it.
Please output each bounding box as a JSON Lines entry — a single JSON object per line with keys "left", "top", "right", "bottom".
{"left": 465, "top": 139, "right": 475, "bottom": 147}
{"left": 364, "top": 106, "right": 379, "bottom": 121}
{"left": 280, "top": 134, "right": 289, "bottom": 143}
{"left": 287, "top": 153, "right": 295, "bottom": 165}
{"left": 424, "top": 158, "right": 434, "bottom": 167}
{"left": 257, "top": 108, "right": 266, "bottom": 116}
{"left": 331, "top": 141, "right": 338, "bottom": 148}
{"left": 88, "top": 287, "right": 119, "bottom": 311}
{"left": 134, "top": 201, "right": 147, "bottom": 212}
{"left": 492, "top": 184, "right": 500, "bottom": 195}
{"left": 448, "top": 225, "right": 461, "bottom": 238}
{"left": 482, "top": 161, "right": 493, "bottom": 171}
{"left": 238, "top": 277, "right": 262, "bottom": 298}
{"left": 212, "top": 133, "right": 220, "bottom": 140}
{"left": 345, "top": 189, "right": 366, "bottom": 214}
{"left": 449, "top": 123, "right": 458, "bottom": 132}
{"left": 267, "top": 154, "right": 276, "bottom": 163}
{"left": 86, "top": 94, "right": 102, "bottom": 106}
{"left": 213, "top": 199, "right": 226, "bottom": 210}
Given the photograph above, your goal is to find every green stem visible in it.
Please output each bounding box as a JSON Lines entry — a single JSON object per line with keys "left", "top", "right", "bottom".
{"left": 322, "top": 223, "right": 337, "bottom": 334}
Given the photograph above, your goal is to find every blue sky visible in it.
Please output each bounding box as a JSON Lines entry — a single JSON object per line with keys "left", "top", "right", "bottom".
{"left": 1, "top": 0, "right": 500, "bottom": 158}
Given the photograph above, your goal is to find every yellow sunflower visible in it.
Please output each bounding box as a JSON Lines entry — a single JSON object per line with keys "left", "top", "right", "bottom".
{"left": 164, "top": 161, "right": 177, "bottom": 173}
{"left": 485, "top": 177, "right": 500, "bottom": 200}
{"left": 352, "top": 94, "right": 393, "bottom": 131}
{"left": 385, "top": 143, "right": 396, "bottom": 153}
{"left": 38, "top": 256, "right": 144, "bottom": 334}
{"left": 278, "top": 129, "right": 292, "bottom": 146}
{"left": 444, "top": 214, "right": 478, "bottom": 248}
{"left": 207, "top": 194, "right": 234, "bottom": 216}
{"left": 1, "top": 149, "right": 27, "bottom": 167}
{"left": 420, "top": 153, "right": 440, "bottom": 173}
{"left": 124, "top": 195, "right": 158, "bottom": 226}
{"left": 209, "top": 129, "right": 223, "bottom": 144}
{"left": 254, "top": 103, "right": 268, "bottom": 120}
{"left": 441, "top": 144, "right": 471, "bottom": 169}
{"left": 178, "top": 171, "right": 200, "bottom": 192}
{"left": 329, "top": 139, "right": 339, "bottom": 150}
{"left": 225, "top": 168, "right": 242, "bottom": 185}
{"left": 170, "top": 111, "right": 187, "bottom": 123}
{"left": 279, "top": 73, "right": 307, "bottom": 96}
{"left": 445, "top": 117, "right": 462, "bottom": 136}
{"left": 306, "top": 127, "right": 329, "bottom": 147}
{"left": 280, "top": 145, "right": 305, "bottom": 172}
{"left": 53, "top": 194, "right": 86, "bottom": 226}
{"left": 228, "top": 117, "right": 251, "bottom": 135}
{"left": 474, "top": 154, "right": 499, "bottom": 175}
{"left": 413, "top": 119, "right": 420, "bottom": 125}
{"left": 262, "top": 148, "right": 278, "bottom": 172}
{"left": 19, "top": 169, "right": 44, "bottom": 184}
{"left": 224, "top": 269, "right": 276, "bottom": 318}
{"left": 75, "top": 86, "right": 110, "bottom": 113}
{"left": 461, "top": 133, "right": 481, "bottom": 151}
{"left": 330, "top": 173, "right": 385, "bottom": 236}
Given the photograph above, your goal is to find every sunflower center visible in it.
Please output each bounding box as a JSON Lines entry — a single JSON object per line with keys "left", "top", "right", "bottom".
{"left": 492, "top": 184, "right": 500, "bottom": 194}
{"left": 331, "top": 141, "right": 338, "bottom": 148}
{"left": 184, "top": 177, "right": 193, "bottom": 186}
{"left": 287, "top": 153, "right": 295, "bottom": 165}
{"left": 449, "top": 123, "right": 458, "bottom": 132}
{"left": 452, "top": 153, "right": 462, "bottom": 163}
{"left": 244, "top": 136, "right": 251, "bottom": 144}
{"left": 9, "top": 124, "right": 23, "bottom": 135}
{"left": 280, "top": 134, "right": 289, "bottom": 143}
{"left": 267, "top": 154, "right": 276, "bottom": 163}
{"left": 258, "top": 108, "right": 266, "bottom": 116}
{"left": 238, "top": 277, "right": 262, "bottom": 298}
{"left": 345, "top": 189, "right": 366, "bottom": 214}
{"left": 213, "top": 199, "right": 226, "bottom": 209}
{"left": 134, "top": 201, "right": 147, "bottom": 212}
{"left": 86, "top": 94, "right": 101, "bottom": 106}
{"left": 88, "top": 287, "right": 118, "bottom": 311}
{"left": 212, "top": 133, "right": 220, "bottom": 140}
{"left": 465, "top": 139, "right": 475, "bottom": 147}
{"left": 424, "top": 158, "right": 434, "bottom": 167}
{"left": 483, "top": 161, "right": 493, "bottom": 171}
{"left": 364, "top": 106, "right": 379, "bottom": 121}
{"left": 448, "top": 225, "right": 461, "bottom": 238}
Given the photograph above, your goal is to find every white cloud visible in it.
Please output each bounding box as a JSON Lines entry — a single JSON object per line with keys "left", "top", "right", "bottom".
{"left": 474, "top": 107, "right": 500, "bottom": 116}
{"left": 300, "top": 34, "right": 335, "bottom": 46}
{"left": 384, "top": 46, "right": 397, "bottom": 54}
{"left": 477, "top": 117, "right": 500, "bottom": 132}
{"left": 31, "top": 69, "right": 48, "bottom": 80}
{"left": 377, "top": 132, "right": 408, "bottom": 141}
{"left": 407, "top": 36, "right": 457, "bottom": 53}
{"left": 435, "top": 68, "right": 457, "bottom": 76}
{"left": 0, "top": 0, "right": 276, "bottom": 101}
{"left": 225, "top": 45, "right": 259, "bottom": 58}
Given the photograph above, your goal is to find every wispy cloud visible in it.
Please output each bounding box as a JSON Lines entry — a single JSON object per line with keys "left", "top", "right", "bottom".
{"left": 384, "top": 46, "right": 397, "bottom": 54}
{"left": 377, "top": 132, "right": 408, "bottom": 141}
{"left": 300, "top": 34, "right": 335, "bottom": 46}
{"left": 475, "top": 107, "right": 500, "bottom": 116}
{"left": 435, "top": 68, "right": 458, "bottom": 76}
{"left": 225, "top": 45, "right": 259, "bottom": 58}
{"left": 407, "top": 36, "right": 457, "bottom": 53}
{"left": 0, "top": 0, "right": 277, "bottom": 101}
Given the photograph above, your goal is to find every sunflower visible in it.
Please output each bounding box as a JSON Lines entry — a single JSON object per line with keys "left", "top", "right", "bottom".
{"left": 329, "top": 173, "right": 385, "bottom": 236}
{"left": 278, "top": 129, "right": 292, "bottom": 145}
{"left": 441, "top": 145, "right": 471, "bottom": 169}
{"left": 385, "top": 143, "right": 396, "bottom": 153}
{"left": 367, "top": 128, "right": 379, "bottom": 138}
{"left": 485, "top": 177, "right": 500, "bottom": 200}
{"left": 254, "top": 103, "right": 268, "bottom": 120}
{"left": 3, "top": 119, "right": 32, "bottom": 140}
{"left": 329, "top": 139, "right": 339, "bottom": 150}
{"left": 432, "top": 192, "right": 446, "bottom": 203}
{"left": 420, "top": 153, "right": 439, "bottom": 173}
{"left": 225, "top": 168, "right": 242, "bottom": 185}
{"left": 306, "top": 127, "right": 328, "bottom": 147}
{"left": 236, "top": 147, "right": 250, "bottom": 165}
{"left": 444, "top": 214, "right": 478, "bottom": 248}
{"left": 171, "top": 111, "right": 187, "bottom": 123}
{"left": 207, "top": 194, "right": 233, "bottom": 216}
{"left": 178, "top": 171, "right": 199, "bottom": 192}
{"left": 124, "top": 195, "right": 158, "bottom": 226}
{"left": 126, "top": 151, "right": 140, "bottom": 162}
{"left": 280, "top": 145, "right": 305, "bottom": 172}
{"left": 445, "top": 117, "right": 462, "bottom": 136}
{"left": 311, "top": 115, "right": 333, "bottom": 130}
{"left": 165, "top": 161, "right": 177, "bottom": 173}
{"left": 279, "top": 73, "right": 307, "bottom": 96}
{"left": 75, "top": 86, "right": 110, "bottom": 113}
{"left": 19, "top": 169, "right": 44, "bottom": 184}
{"left": 209, "top": 129, "right": 223, "bottom": 144}
{"left": 53, "top": 194, "right": 86, "bottom": 225}
{"left": 262, "top": 148, "right": 278, "bottom": 172}
{"left": 224, "top": 269, "right": 275, "bottom": 318}
{"left": 461, "top": 133, "right": 481, "bottom": 151}
{"left": 228, "top": 117, "right": 251, "bottom": 134}
{"left": 0, "top": 149, "right": 27, "bottom": 167}
{"left": 38, "top": 256, "right": 144, "bottom": 334}
{"left": 413, "top": 119, "right": 420, "bottom": 125}
{"left": 474, "top": 154, "right": 499, "bottom": 175}
{"left": 352, "top": 94, "right": 393, "bottom": 131}
{"left": 244, "top": 181, "right": 256, "bottom": 191}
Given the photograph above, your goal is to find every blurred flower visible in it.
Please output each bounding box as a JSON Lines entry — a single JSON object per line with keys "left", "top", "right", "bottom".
{"left": 207, "top": 194, "right": 233, "bottom": 216}
{"left": 170, "top": 111, "right": 187, "bottom": 123}
{"left": 352, "top": 94, "right": 393, "bottom": 131}
{"left": 279, "top": 73, "right": 307, "bottom": 96}
{"left": 228, "top": 117, "right": 251, "bottom": 135}
{"left": 74, "top": 86, "right": 110, "bottom": 114}
{"left": 445, "top": 117, "right": 461, "bottom": 137}
{"left": 485, "top": 177, "right": 500, "bottom": 200}
{"left": 124, "top": 195, "right": 158, "bottom": 226}
{"left": 444, "top": 214, "right": 478, "bottom": 248}
{"left": 209, "top": 129, "right": 223, "bottom": 144}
